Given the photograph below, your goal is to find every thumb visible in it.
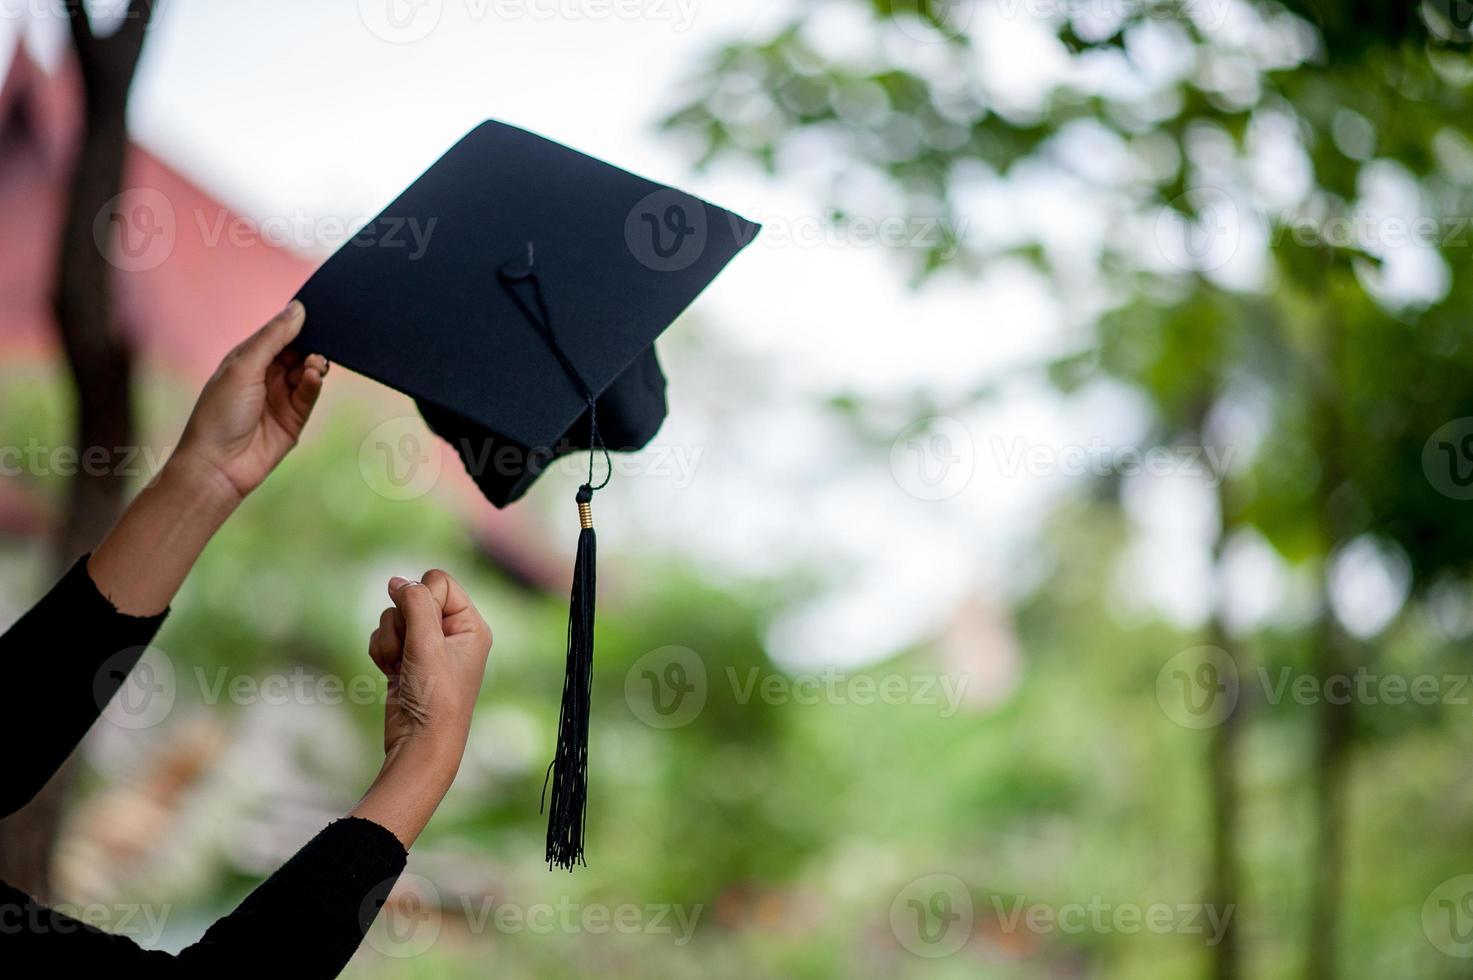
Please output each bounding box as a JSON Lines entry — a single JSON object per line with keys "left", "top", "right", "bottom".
{"left": 419, "top": 569, "right": 472, "bottom": 618}
{"left": 236, "top": 301, "right": 306, "bottom": 375}
{"left": 388, "top": 578, "right": 445, "bottom": 652}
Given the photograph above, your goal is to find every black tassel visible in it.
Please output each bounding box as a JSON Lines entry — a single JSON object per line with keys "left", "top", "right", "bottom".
{"left": 501, "top": 245, "right": 610, "bottom": 870}
{"left": 543, "top": 483, "right": 597, "bottom": 870}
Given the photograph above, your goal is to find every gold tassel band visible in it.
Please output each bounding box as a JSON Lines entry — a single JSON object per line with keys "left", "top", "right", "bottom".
{"left": 578, "top": 498, "right": 593, "bottom": 530}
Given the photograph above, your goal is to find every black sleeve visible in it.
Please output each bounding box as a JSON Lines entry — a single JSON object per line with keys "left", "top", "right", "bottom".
{"left": 1, "top": 816, "right": 408, "bottom": 978}
{"left": 0, "top": 555, "right": 170, "bottom": 818}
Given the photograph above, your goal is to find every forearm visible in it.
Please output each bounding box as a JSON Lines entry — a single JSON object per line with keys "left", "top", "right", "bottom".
{"left": 0, "top": 560, "right": 170, "bottom": 818}
{"left": 0, "top": 817, "right": 409, "bottom": 974}
{"left": 86, "top": 454, "right": 241, "bottom": 617}
{"left": 0, "top": 458, "right": 216, "bottom": 816}
{"left": 175, "top": 816, "right": 407, "bottom": 975}
{"left": 349, "top": 740, "right": 462, "bottom": 849}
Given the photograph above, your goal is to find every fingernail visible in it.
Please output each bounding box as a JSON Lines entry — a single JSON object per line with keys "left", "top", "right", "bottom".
{"left": 388, "top": 576, "right": 418, "bottom": 593}
{"left": 284, "top": 299, "right": 305, "bottom": 320}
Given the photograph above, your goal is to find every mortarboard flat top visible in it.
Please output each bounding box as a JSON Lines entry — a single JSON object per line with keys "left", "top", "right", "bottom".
{"left": 294, "top": 119, "right": 760, "bottom": 506}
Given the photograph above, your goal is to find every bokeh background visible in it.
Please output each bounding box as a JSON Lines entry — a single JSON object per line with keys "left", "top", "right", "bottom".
{"left": 3, "top": 1, "right": 1473, "bottom": 977}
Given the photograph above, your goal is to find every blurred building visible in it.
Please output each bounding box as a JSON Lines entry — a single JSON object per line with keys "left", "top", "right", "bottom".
{"left": 0, "top": 42, "right": 309, "bottom": 375}
{"left": 0, "top": 39, "right": 559, "bottom": 586}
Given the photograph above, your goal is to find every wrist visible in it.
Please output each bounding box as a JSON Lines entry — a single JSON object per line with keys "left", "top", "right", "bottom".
{"left": 86, "top": 445, "right": 242, "bottom": 616}
{"left": 159, "top": 450, "right": 245, "bottom": 517}
{"left": 352, "top": 738, "right": 464, "bottom": 849}
{"left": 382, "top": 734, "right": 465, "bottom": 790}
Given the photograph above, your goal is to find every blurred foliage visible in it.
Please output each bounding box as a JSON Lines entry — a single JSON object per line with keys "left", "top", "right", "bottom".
{"left": 661, "top": 0, "right": 1473, "bottom": 978}
{"left": 0, "top": 369, "right": 1256, "bottom": 978}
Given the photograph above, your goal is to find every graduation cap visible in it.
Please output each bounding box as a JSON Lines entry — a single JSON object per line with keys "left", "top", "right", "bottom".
{"left": 293, "top": 120, "right": 759, "bottom": 869}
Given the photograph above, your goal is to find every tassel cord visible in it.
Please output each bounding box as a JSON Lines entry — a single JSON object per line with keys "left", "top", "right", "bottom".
{"left": 500, "top": 242, "right": 605, "bottom": 871}
{"left": 499, "top": 242, "right": 612, "bottom": 490}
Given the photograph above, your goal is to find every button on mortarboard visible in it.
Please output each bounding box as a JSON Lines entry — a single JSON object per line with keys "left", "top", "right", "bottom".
{"left": 500, "top": 256, "right": 534, "bottom": 282}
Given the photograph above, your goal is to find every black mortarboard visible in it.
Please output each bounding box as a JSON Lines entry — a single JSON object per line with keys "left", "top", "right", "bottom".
{"left": 292, "top": 120, "right": 760, "bottom": 869}
{"left": 295, "top": 120, "right": 758, "bottom": 507}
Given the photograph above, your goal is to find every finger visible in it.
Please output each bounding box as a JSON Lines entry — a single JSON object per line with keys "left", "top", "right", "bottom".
{"left": 421, "top": 569, "right": 485, "bottom": 638}
{"left": 389, "top": 577, "right": 440, "bottom": 626}
{"left": 388, "top": 578, "right": 445, "bottom": 651}
{"left": 286, "top": 353, "right": 327, "bottom": 387}
{"left": 365, "top": 618, "right": 394, "bottom": 672}
{"left": 368, "top": 627, "right": 394, "bottom": 676}
{"left": 369, "top": 607, "right": 404, "bottom": 670}
{"left": 263, "top": 357, "right": 292, "bottom": 407}
{"left": 420, "top": 569, "right": 473, "bottom": 618}
{"left": 236, "top": 301, "right": 306, "bottom": 376}
{"left": 288, "top": 364, "right": 325, "bottom": 421}
{"left": 378, "top": 605, "right": 406, "bottom": 645}
{"left": 380, "top": 607, "right": 404, "bottom": 648}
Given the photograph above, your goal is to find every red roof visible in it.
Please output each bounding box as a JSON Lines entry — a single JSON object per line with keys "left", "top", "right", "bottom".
{"left": 0, "top": 44, "right": 315, "bottom": 372}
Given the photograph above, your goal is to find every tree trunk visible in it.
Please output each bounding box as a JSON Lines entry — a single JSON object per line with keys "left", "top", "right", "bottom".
{"left": 1305, "top": 619, "right": 1351, "bottom": 980}
{"left": 54, "top": 97, "right": 137, "bottom": 561}
{"left": 1207, "top": 689, "right": 1243, "bottom": 980}
{"left": 1303, "top": 278, "right": 1351, "bottom": 980}
{"left": 0, "top": 0, "right": 154, "bottom": 900}
{"left": 1194, "top": 403, "right": 1243, "bottom": 980}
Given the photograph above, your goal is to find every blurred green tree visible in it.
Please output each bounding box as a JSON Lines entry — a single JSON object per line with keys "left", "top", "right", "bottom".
{"left": 666, "top": 3, "right": 1473, "bottom": 978}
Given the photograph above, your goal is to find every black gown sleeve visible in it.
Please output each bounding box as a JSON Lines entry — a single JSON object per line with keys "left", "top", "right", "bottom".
{"left": 0, "top": 559, "right": 410, "bottom": 976}
{"left": 1, "top": 817, "right": 408, "bottom": 976}
{"left": 0, "top": 555, "right": 170, "bottom": 818}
